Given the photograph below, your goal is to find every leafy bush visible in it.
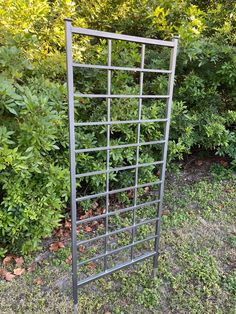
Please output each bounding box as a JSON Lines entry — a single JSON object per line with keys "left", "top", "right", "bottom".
{"left": 0, "top": 0, "right": 235, "bottom": 254}
{"left": 0, "top": 45, "right": 70, "bottom": 253}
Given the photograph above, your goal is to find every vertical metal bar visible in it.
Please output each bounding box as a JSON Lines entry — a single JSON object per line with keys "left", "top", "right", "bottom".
{"left": 131, "top": 44, "right": 145, "bottom": 260}
{"left": 153, "top": 36, "right": 179, "bottom": 276}
{"left": 104, "top": 39, "right": 112, "bottom": 271}
{"left": 65, "top": 18, "right": 78, "bottom": 312}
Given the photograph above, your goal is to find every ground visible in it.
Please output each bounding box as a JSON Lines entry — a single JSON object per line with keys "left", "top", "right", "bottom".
{"left": 0, "top": 160, "right": 235, "bottom": 314}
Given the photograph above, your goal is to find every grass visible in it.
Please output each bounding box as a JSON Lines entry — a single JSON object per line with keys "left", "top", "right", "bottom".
{"left": 0, "top": 165, "right": 236, "bottom": 313}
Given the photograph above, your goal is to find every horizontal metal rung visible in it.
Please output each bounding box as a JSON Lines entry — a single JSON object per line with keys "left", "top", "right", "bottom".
{"left": 74, "top": 119, "right": 168, "bottom": 126}
{"left": 78, "top": 234, "right": 158, "bottom": 266}
{"left": 75, "top": 140, "right": 165, "bottom": 153}
{"left": 77, "top": 251, "right": 156, "bottom": 287}
{"left": 76, "top": 180, "right": 162, "bottom": 202}
{"left": 73, "top": 63, "right": 172, "bottom": 74}
{"left": 77, "top": 217, "right": 159, "bottom": 246}
{"left": 75, "top": 160, "right": 164, "bottom": 178}
{"left": 74, "top": 93, "right": 170, "bottom": 99}
{"left": 71, "top": 27, "right": 175, "bottom": 47}
{"left": 76, "top": 199, "right": 160, "bottom": 225}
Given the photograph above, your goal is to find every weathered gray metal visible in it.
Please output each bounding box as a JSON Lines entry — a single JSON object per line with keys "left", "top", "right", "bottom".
{"left": 65, "top": 18, "right": 178, "bottom": 312}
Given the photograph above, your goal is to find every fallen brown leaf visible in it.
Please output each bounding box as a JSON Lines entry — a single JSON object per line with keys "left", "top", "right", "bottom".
{"left": 196, "top": 160, "right": 203, "bottom": 166}
{"left": 5, "top": 272, "right": 15, "bottom": 281}
{"left": 91, "top": 220, "right": 98, "bottom": 226}
{"left": 3, "top": 255, "right": 14, "bottom": 266}
{"left": 34, "top": 277, "right": 44, "bottom": 285}
{"left": 144, "top": 186, "right": 150, "bottom": 194}
{"left": 55, "top": 228, "right": 64, "bottom": 238}
{"left": 85, "top": 226, "right": 93, "bottom": 233}
{"left": 96, "top": 207, "right": 103, "bottom": 214}
{"left": 66, "top": 255, "right": 72, "bottom": 265}
{"left": 127, "top": 190, "right": 134, "bottom": 199}
{"left": 79, "top": 245, "right": 85, "bottom": 253}
{"left": 64, "top": 220, "right": 72, "bottom": 230}
{"left": 49, "top": 243, "right": 59, "bottom": 252}
{"left": 80, "top": 213, "right": 89, "bottom": 220}
{"left": 13, "top": 268, "right": 25, "bottom": 276}
{"left": 0, "top": 268, "right": 7, "bottom": 278}
{"left": 64, "top": 231, "right": 70, "bottom": 238}
{"left": 27, "top": 263, "right": 36, "bottom": 273}
{"left": 162, "top": 209, "right": 170, "bottom": 216}
{"left": 88, "top": 262, "right": 96, "bottom": 269}
{"left": 220, "top": 160, "right": 228, "bottom": 167}
{"left": 58, "top": 241, "right": 65, "bottom": 248}
{"left": 49, "top": 241, "right": 65, "bottom": 252}
{"left": 87, "top": 209, "right": 93, "bottom": 216}
{"left": 15, "top": 257, "right": 24, "bottom": 266}
{"left": 92, "top": 202, "right": 99, "bottom": 210}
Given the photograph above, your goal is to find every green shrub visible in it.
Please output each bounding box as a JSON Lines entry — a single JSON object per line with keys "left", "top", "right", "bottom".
{"left": 0, "top": 0, "right": 235, "bottom": 254}
{"left": 0, "top": 54, "right": 70, "bottom": 253}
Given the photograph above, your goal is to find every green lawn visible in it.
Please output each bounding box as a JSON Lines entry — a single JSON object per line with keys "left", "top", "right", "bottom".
{"left": 0, "top": 165, "right": 235, "bottom": 313}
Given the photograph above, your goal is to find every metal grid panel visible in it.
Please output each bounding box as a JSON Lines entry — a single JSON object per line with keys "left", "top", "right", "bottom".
{"left": 65, "top": 18, "right": 178, "bottom": 311}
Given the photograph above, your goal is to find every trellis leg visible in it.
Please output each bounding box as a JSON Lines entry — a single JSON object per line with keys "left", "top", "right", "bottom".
{"left": 152, "top": 36, "right": 179, "bottom": 277}
{"left": 65, "top": 18, "right": 78, "bottom": 312}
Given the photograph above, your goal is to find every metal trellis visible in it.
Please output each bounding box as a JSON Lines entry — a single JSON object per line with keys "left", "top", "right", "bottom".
{"left": 65, "top": 18, "right": 178, "bottom": 312}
